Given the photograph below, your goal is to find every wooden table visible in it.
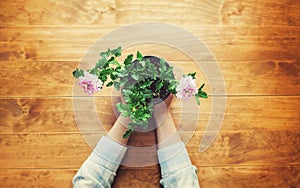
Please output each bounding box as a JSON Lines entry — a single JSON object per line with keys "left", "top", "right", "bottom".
{"left": 0, "top": 0, "right": 299, "bottom": 187}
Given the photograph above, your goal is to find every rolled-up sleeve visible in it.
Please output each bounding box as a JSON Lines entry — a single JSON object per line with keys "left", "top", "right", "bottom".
{"left": 157, "top": 142, "right": 200, "bottom": 188}
{"left": 73, "top": 136, "right": 127, "bottom": 188}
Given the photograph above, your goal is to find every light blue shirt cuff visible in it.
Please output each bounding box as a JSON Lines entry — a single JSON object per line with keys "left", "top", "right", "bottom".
{"left": 157, "top": 141, "right": 192, "bottom": 176}
{"left": 89, "top": 136, "right": 127, "bottom": 172}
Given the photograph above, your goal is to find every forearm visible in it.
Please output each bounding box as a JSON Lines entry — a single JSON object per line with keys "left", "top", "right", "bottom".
{"left": 73, "top": 116, "right": 130, "bottom": 187}
{"left": 73, "top": 136, "right": 127, "bottom": 187}
{"left": 156, "top": 113, "right": 181, "bottom": 149}
{"left": 107, "top": 115, "right": 131, "bottom": 145}
{"left": 155, "top": 113, "right": 200, "bottom": 187}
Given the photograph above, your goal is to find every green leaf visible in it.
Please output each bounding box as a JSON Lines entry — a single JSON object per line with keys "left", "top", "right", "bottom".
{"left": 123, "top": 127, "right": 134, "bottom": 138}
{"left": 159, "top": 59, "right": 168, "bottom": 79}
{"left": 100, "top": 51, "right": 109, "bottom": 58}
{"left": 107, "top": 56, "right": 121, "bottom": 66}
{"left": 100, "top": 68, "right": 113, "bottom": 76}
{"left": 156, "top": 81, "right": 164, "bottom": 91}
{"left": 113, "top": 81, "right": 120, "bottom": 91}
{"left": 89, "top": 68, "right": 99, "bottom": 76}
{"left": 110, "top": 71, "right": 119, "bottom": 80}
{"left": 199, "top": 83, "right": 205, "bottom": 90}
{"left": 124, "top": 54, "right": 133, "bottom": 66}
{"left": 107, "top": 56, "right": 115, "bottom": 63}
{"left": 139, "top": 81, "right": 152, "bottom": 89}
{"left": 96, "top": 58, "right": 107, "bottom": 69}
{"left": 166, "top": 66, "right": 173, "bottom": 73}
{"left": 132, "top": 74, "right": 139, "bottom": 81}
{"left": 112, "top": 60, "right": 121, "bottom": 66}
{"left": 188, "top": 72, "right": 196, "bottom": 79}
{"left": 164, "top": 67, "right": 174, "bottom": 79}
{"left": 73, "top": 68, "right": 84, "bottom": 78}
{"left": 106, "top": 81, "right": 114, "bottom": 87}
{"left": 148, "top": 64, "right": 157, "bottom": 78}
{"left": 121, "top": 89, "right": 133, "bottom": 103}
{"left": 137, "top": 51, "right": 143, "bottom": 61}
{"left": 198, "top": 91, "right": 208, "bottom": 99}
{"left": 116, "top": 103, "right": 131, "bottom": 117}
{"left": 100, "top": 75, "right": 108, "bottom": 82}
{"left": 114, "top": 66, "right": 121, "bottom": 72}
{"left": 139, "top": 60, "right": 146, "bottom": 67}
{"left": 111, "top": 46, "right": 122, "bottom": 57}
{"left": 102, "top": 61, "right": 109, "bottom": 69}
{"left": 196, "top": 83, "right": 208, "bottom": 99}
{"left": 160, "top": 59, "right": 166, "bottom": 70}
{"left": 119, "top": 79, "right": 127, "bottom": 87}
{"left": 118, "top": 70, "right": 129, "bottom": 78}
{"left": 167, "top": 80, "right": 178, "bottom": 94}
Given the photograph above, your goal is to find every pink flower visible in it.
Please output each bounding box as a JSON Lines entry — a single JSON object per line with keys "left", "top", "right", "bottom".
{"left": 79, "top": 72, "right": 103, "bottom": 95}
{"left": 175, "top": 75, "right": 198, "bottom": 100}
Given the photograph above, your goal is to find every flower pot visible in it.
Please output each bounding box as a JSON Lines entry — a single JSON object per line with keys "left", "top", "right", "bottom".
{"left": 131, "top": 55, "right": 172, "bottom": 105}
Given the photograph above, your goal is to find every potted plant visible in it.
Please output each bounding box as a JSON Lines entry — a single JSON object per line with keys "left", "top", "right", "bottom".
{"left": 73, "top": 47, "right": 208, "bottom": 138}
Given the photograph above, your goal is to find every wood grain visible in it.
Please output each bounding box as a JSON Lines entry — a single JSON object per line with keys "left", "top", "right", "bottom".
{"left": 188, "top": 131, "right": 300, "bottom": 166}
{"left": 0, "top": 0, "right": 299, "bottom": 187}
{"left": 0, "top": 96, "right": 299, "bottom": 134}
{"left": 0, "top": 0, "right": 299, "bottom": 26}
{"left": 0, "top": 169, "right": 76, "bottom": 188}
{"left": 0, "top": 131, "right": 299, "bottom": 168}
{"left": 0, "top": 27, "right": 299, "bottom": 61}
{"left": 1, "top": 166, "right": 299, "bottom": 188}
{"left": 0, "top": 60, "right": 299, "bottom": 97}
{"left": 197, "top": 166, "right": 300, "bottom": 188}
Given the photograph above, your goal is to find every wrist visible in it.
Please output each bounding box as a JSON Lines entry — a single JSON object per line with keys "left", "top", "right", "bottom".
{"left": 156, "top": 113, "right": 181, "bottom": 149}
{"left": 154, "top": 112, "right": 171, "bottom": 123}
{"left": 107, "top": 115, "right": 131, "bottom": 145}
{"left": 115, "top": 115, "right": 131, "bottom": 129}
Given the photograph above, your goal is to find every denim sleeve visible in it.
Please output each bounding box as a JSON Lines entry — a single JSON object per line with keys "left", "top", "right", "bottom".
{"left": 73, "top": 136, "right": 127, "bottom": 188}
{"left": 157, "top": 142, "right": 200, "bottom": 188}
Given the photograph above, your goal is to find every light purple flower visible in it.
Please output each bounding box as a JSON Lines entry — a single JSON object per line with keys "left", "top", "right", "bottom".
{"left": 175, "top": 75, "right": 198, "bottom": 100}
{"left": 79, "top": 72, "right": 103, "bottom": 95}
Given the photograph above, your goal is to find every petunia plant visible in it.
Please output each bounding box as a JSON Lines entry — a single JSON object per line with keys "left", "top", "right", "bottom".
{"left": 73, "top": 47, "right": 207, "bottom": 138}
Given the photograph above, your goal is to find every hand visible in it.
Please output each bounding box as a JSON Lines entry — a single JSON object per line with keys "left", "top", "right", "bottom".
{"left": 153, "top": 95, "right": 181, "bottom": 148}
{"left": 110, "top": 89, "right": 131, "bottom": 126}
{"left": 117, "top": 89, "right": 131, "bottom": 127}
{"left": 153, "top": 94, "right": 173, "bottom": 127}
{"left": 107, "top": 91, "right": 131, "bottom": 145}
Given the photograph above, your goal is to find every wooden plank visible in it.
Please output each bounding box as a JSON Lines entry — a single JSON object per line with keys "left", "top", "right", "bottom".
{"left": 2, "top": 27, "right": 299, "bottom": 43}
{"left": 0, "top": 27, "right": 299, "bottom": 61}
{"left": 0, "top": 169, "right": 76, "bottom": 188}
{"left": 0, "top": 131, "right": 299, "bottom": 168}
{"left": 0, "top": 167, "right": 299, "bottom": 187}
{"left": 113, "top": 168, "right": 161, "bottom": 188}
{"left": 197, "top": 166, "right": 300, "bottom": 187}
{"left": 0, "top": 96, "right": 299, "bottom": 134}
{"left": 0, "top": 133, "right": 91, "bottom": 169}
{"left": 116, "top": 0, "right": 300, "bottom": 27}
{"left": 0, "top": 0, "right": 299, "bottom": 26}
{"left": 220, "top": 0, "right": 300, "bottom": 26}
{"left": 187, "top": 131, "right": 300, "bottom": 166}
{"left": 0, "top": 60, "right": 299, "bottom": 97}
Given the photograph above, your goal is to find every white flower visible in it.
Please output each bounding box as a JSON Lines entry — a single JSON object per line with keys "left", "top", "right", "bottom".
{"left": 78, "top": 72, "right": 103, "bottom": 95}
{"left": 175, "top": 75, "right": 198, "bottom": 100}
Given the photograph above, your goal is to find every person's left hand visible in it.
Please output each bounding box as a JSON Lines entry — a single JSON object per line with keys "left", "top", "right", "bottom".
{"left": 152, "top": 94, "right": 173, "bottom": 127}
